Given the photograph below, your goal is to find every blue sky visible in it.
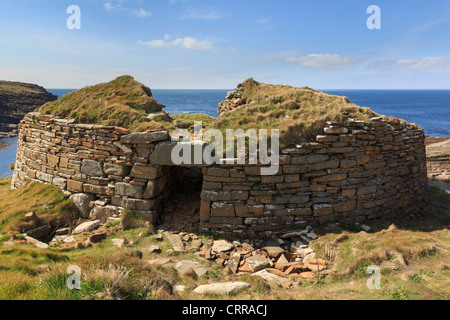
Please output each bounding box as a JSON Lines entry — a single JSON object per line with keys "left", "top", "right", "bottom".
{"left": 0, "top": 0, "right": 450, "bottom": 89}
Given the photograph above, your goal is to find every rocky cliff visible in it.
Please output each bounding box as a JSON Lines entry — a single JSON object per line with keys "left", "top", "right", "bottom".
{"left": 0, "top": 80, "right": 57, "bottom": 138}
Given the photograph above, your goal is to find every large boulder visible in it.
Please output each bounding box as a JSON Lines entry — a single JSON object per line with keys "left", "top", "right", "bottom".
{"left": 70, "top": 193, "right": 96, "bottom": 218}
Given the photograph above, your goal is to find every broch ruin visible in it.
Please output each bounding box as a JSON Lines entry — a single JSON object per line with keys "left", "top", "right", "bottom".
{"left": 11, "top": 76, "right": 428, "bottom": 239}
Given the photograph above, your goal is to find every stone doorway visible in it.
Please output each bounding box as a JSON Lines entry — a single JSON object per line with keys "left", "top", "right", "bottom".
{"left": 157, "top": 166, "right": 203, "bottom": 233}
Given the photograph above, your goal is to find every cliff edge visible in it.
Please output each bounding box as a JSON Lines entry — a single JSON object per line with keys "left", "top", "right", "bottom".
{"left": 0, "top": 81, "right": 57, "bottom": 138}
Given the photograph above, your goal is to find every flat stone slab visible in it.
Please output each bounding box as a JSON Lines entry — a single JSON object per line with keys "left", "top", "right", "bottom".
{"left": 148, "top": 258, "right": 172, "bottom": 267}
{"left": 246, "top": 255, "right": 273, "bottom": 272}
{"left": 121, "top": 131, "right": 169, "bottom": 144}
{"left": 263, "top": 240, "right": 285, "bottom": 258}
{"left": 150, "top": 141, "right": 212, "bottom": 167}
{"left": 193, "top": 282, "right": 250, "bottom": 295}
{"left": 73, "top": 220, "right": 101, "bottom": 234}
{"left": 166, "top": 233, "right": 186, "bottom": 252}
{"left": 174, "top": 260, "right": 208, "bottom": 278}
{"left": 280, "top": 229, "right": 308, "bottom": 239}
{"left": 252, "top": 270, "right": 287, "bottom": 284}
{"left": 24, "top": 236, "right": 48, "bottom": 249}
{"left": 212, "top": 240, "right": 234, "bottom": 253}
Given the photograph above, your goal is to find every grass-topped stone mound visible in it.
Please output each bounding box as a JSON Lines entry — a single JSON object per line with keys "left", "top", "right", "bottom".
{"left": 37, "top": 75, "right": 174, "bottom": 132}
{"left": 213, "top": 78, "right": 383, "bottom": 149}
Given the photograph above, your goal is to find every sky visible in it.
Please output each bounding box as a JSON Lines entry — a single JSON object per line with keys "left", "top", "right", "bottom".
{"left": 0, "top": 0, "right": 450, "bottom": 89}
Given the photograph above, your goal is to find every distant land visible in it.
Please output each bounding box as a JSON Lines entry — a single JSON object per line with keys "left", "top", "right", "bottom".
{"left": 0, "top": 80, "right": 57, "bottom": 138}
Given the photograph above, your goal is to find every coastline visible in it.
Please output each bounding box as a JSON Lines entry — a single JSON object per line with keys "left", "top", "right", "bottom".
{"left": 425, "top": 136, "right": 450, "bottom": 190}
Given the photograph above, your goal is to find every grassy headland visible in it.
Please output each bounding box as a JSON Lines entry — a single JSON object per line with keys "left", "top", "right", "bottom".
{"left": 0, "top": 176, "right": 448, "bottom": 300}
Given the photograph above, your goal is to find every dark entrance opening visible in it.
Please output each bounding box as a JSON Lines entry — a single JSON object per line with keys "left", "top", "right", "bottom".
{"left": 158, "top": 167, "right": 203, "bottom": 233}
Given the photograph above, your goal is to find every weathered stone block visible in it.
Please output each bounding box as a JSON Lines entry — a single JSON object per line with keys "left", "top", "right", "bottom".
{"left": 121, "top": 131, "right": 168, "bottom": 144}
{"left": 311, "top": 159, "right": 340, "bottom": 170}
{"left": 333, "top": 200, "right": 357, "bottom": 212}
{"left": 67, "top": 179, "right": 83, "bottom": 193}
{"left": 313, "top": 204, "right": 333, "bottom": 216}
{"left": 104, "top": 163, "right": 130, "bottom": 176}
{"left": 115, "top": 182, "right": 143, "bottom": 199}
{"left": 291, "top": 154, "right": 329, "bottom": 164}
{"left": 357, "top": 186, "right": 377, "bottom": 195}
{"left": 211, "top": 202, "right": 235, "bottom": 217}
{"left": 81, "top": 160, "right": 105, "bottom": 177}
{"left": 131, "top": 164, "right": 160, "bottom": 179}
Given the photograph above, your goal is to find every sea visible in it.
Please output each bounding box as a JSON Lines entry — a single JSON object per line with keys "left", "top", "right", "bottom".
{"left": 0, "top": 89, "right": 449, "bottom": 178}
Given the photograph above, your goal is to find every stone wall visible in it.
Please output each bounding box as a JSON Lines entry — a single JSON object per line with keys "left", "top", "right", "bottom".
{"left": 199, "top": 117, "right": 428, "bottom": 238}
{"left": 12, "top": 113, "right": 428, "bottom": 238}
{"left": 12, "top": 112, "right": 181, "bottom": 224}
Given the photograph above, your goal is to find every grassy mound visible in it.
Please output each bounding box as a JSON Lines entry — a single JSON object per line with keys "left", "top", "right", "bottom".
{"left": 211, "top": 78, "right": 381, "bottom": 149}
{"left": 0, "top": 178, "right": 78, "bottom": 238}
{"left": 171, "top": 113, "right": 216, "bottom": 131}
{"left": 37, "top": 76, "right": 174, "bottom": 132}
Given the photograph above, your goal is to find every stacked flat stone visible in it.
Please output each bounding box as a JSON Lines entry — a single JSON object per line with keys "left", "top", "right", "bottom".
{"left": 12, "top": 112, "right": 180, "bottom": 224}
{"left": 199, "top": 118, "right": 427, "bottom": 238}
{"left": 12, "top": 113, "right": 428, "bottom": 239}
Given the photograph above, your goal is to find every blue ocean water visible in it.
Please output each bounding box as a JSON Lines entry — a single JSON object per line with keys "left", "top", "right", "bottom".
{"left": 322, "top": 90, "right": 450, "bottom": 138}
{"left": 0, "top": 88, "right": 449, "bottom": 178}
{"left": 0, "top": 137, "right": 18, "bottom": 178}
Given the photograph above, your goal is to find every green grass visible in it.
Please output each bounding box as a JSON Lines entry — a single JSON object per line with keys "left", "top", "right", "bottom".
{"left": 37, "top": 75, "right": 175, "bottom": 133}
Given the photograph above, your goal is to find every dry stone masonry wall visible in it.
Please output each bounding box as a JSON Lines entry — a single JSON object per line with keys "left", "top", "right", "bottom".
{"left": 199, "top": 117, "right": 428, "bottom": 238}
{"left": 12, "top": 112, "right": 181, "bottom": 224}
{"left": 12, "top": 113, "right": 428, "bottom": 239}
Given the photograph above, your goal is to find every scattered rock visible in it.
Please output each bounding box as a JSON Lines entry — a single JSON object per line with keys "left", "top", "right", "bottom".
{"left": 148, "top": 258, "right": 172, "bottom": 267}
{"left": 166, "top": 233, "right": 185, "bottom": 252}
{"left": 302, "top": 252, "right": 316, "bottom": 264}
{"left": 25, "top": 211, "right": 36, "bottom": 220}
{"left": 24, "top": 236, "right": 48, "bottom": 249}
{"left": 147, "top": 245, "right": 161, "bottom": 254}
{"left": 73, "top": 220, "right": 101, "bottom": 234}
{"left": 263, "top": 240, "right": 285, "bottom": 258}
{"left": 299, "top": 272, "right": 316, "bottom": 280}
{"left": 246, "top": 255, "right": 273, "bottom": 272}
{"left": 306, "top": 232, "right": 318, "bottom": 240}
{"left": 111, "top": 238, "right": 126, "bottom": 248}
{"left": 266, "top": 268, "right": 287, "bottom": 278}
{"left": 64, "top": 236, "right": 76, "bottom": 243}
{"left": 280, "top": 230, "right": 308, "bottom": 239}
{"left": 306, "top": 263, "right": 327, "bottom": 272}
{"left": 387, "top": 224, "right": 398, "bottom": 232}
{"left": 174, "top": 260, "right": 208, "bottom": 278}
{"left": 227, "top": 251, "right": 241, "bottom": 275}
{"left": 212, "top": 240, "right": 234, "bottom": 253}
{"left": 193, "top": 282, "right": 251, "bottom": 295}
{"left": 55, "top": 228, "right": 70, "bottom": 236}
{"left": 153, "top": 234, "right": 164, "bottom": 241}
{"left": 308, "top": 258, "right": 327, "bottom": 266}
{"left": 252, "top": 269, "right": 288, "bottom": 285}
{"left": 173, "top": 284, "right": 186, "bottom": 294}
{"left": 242, "top": 243, "right": 255, "bottom": 251}
{"left": 187, "top": 239, "right": 202, "bottom": 251}
{"left": 89, "top": 233, "right": 106, "bottom": 243}
{"left": 276, "top": 254, "right": 289, "bottom": 265}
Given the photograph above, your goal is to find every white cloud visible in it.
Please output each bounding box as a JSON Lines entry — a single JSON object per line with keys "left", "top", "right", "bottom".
{"left": 370, "top": 57, "right": 450, "bottom": 72}
{"left": 138, "top": 35, "right": 213, "bottom": 50}
{"left": 285, "top": 53, "right": 358, "bottom": 69}
{"left": 103, "top": 2, "right": 151, "bottom": 18}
